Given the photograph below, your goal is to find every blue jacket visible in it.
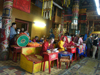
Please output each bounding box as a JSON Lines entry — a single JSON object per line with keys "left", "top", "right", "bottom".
{"left": 49, "top": 33, "right": 55, "bottom": 38}
{"left": 10, "top": 27, "right": 16, "bottom": 40}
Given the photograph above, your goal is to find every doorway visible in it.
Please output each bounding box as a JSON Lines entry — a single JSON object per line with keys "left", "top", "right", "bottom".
{"left": 15, "top": 19, "right": 29, "bottom": 31}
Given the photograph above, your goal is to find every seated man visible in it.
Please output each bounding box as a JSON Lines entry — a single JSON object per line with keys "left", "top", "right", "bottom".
{"left": 41, "top": 38, "right": 54, "bottom": 56}
{"left": 58, "top": 37, "right": 66, "bottom": 52}
{"left": 33, "top": 36, "right": 39, "bottom": 42}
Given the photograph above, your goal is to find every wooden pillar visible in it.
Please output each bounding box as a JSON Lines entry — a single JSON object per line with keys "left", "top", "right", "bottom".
{"left": 71, "top": 0, "right": 79, "bottom": 30}
{"left": 92, "top": 21, "right": 94, "bottom": 32}
{"left": 68, "top": 22, "right": 69, "bottom": 33}
{"left": 87, "top": 21, "right": 89, "bottom": 36}
{"left": 66, "top": 22, "right": 67, "bottom": 33}
{"left": 0, "top": 0, "right": 13, "bottom": 60}
{"left": 79, "top": 23, "right": 81, "bottom": 31}
{"left": 78, "top": 23, "right": 81, "bottom": 35}
{"left": 60, "top": 10, "right": 64, "bottom": 35}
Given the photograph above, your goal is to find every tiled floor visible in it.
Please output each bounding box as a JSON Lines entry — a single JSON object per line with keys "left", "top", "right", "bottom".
{"left": 1, "top": 57, "right": 100, "bottom": 75}
{"left": 0, "top": 60, "right": 76, "bottom": 75}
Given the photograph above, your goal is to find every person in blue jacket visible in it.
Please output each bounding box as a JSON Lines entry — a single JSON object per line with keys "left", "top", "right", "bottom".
{"left": 83, "top": 34, "right": 87, "bottom": 41}
{"left": 10, "top": 23, "right": 16, "bottom": 40}
{"left": 49, "top": 32, "right": 55, "bottom": 38}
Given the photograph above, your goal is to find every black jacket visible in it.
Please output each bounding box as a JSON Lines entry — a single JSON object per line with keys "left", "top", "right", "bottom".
{"left": 93, "top": 39, "right": 98, "bottom": 46}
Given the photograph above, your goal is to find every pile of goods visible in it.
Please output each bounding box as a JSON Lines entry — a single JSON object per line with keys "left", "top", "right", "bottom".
{"left": 63, "top": 51, "right": 67, "bottom": 54}
{"left": 47, "top": 48, "right": 59, "bottom": 53}
{"left": 27, "top": 42, "right": 42, "bottom": 47}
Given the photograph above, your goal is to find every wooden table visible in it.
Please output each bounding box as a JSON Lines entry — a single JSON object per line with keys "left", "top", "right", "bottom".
{"left": 67, "top": 47, "right": 77, "bottom": 61}
{"left": 11, "top": 45, "right": 42, "bottom": 62}
{"left": 11, "top": 45, "right": 21, "bottom": 62}
{"left": 43, "top": 52, "right": 59, "bottom": 74}
{"left": 58, "top": 51, "right": 73, "bottom": 69}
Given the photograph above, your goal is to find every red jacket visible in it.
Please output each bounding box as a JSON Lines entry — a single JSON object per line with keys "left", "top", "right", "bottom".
{"left": 60, "top": 35, "right": 68, "bottom": 43}
{"left": 33, "top": 39, "right": 36, "bottom": 42}
{"left": 41, "top": 41, "right": 54, "bottom": 56}
{"left": 42, "top": 41, "right": 49, "bottom": 52}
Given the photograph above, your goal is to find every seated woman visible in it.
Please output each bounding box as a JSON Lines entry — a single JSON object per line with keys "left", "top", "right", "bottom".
{"left": 41, "top": 38, "right": 55, "bottom": 56}
{"left": 32, "top": 36, "right": 39, "bottom": 42}
{"left": 58, "top": 37, "right": 66, "bottom": 52}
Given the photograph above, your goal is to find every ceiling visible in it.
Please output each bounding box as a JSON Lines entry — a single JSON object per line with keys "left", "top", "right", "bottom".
{"left": 79, "top": 0, "right": 96, "bottom": 11}
{"left": 32, "top": 0, "right": 96, "bottom": 11}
